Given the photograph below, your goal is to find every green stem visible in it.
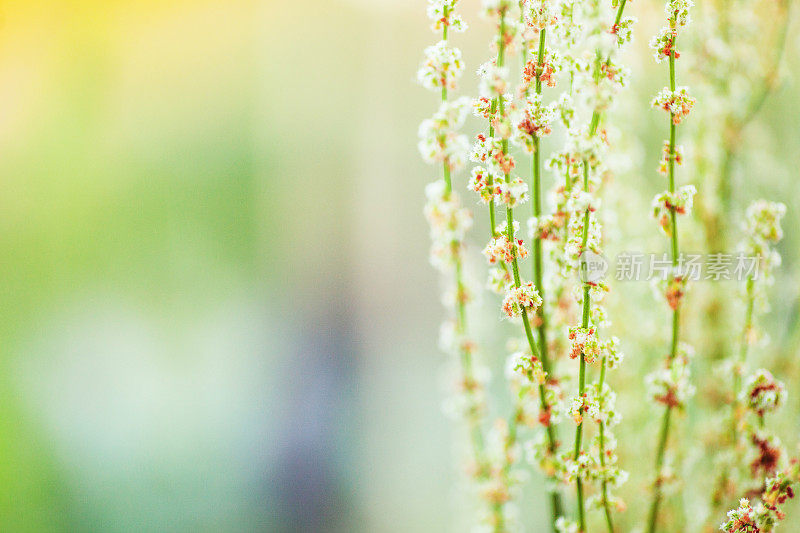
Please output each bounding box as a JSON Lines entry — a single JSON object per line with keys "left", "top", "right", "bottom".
{"left": 530, "top": 20, "right": 551, "bottom": 376}
{"left": 597, "top": 361, "right": 615, "bottom": 533}
{"left": 441, "top": 0, "right": 488, "bottom": 500}
{"left": 647, "top": 26, "right": 683, "bottom": 533}
{"left": 488, "top": 106, "right": 499, "bottom": 235}
{"left": 495, "top": 10, "right": 564, "bottom": 529}
{"left": 739, "top": 0, "right": 790, "bottom": 127}
{"left": 572, "top": 161, "right": 591, "bottom": 532}
{"left": 647, "top": 406, "right": 672, "bottom": 533}
{"left": 613, "top": 0, "right": 628, "bottom": 27}
{"left": 732, "top": 277, "right": 755, "bottom": 442}
{"left": 700, "top": 0, "right": 789, "bottom": 370}
{"left": 568, "top": 0, "right": 630, "bottom": 519}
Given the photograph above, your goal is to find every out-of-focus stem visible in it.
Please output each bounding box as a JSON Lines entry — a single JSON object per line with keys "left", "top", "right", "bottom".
{"left": 700, "top": 0, "right": 790, "bottom": 364}
{"left": 441, "top": 1, "right": 487, "bottom": 488}
{"left": 731, "top": 277, "right": 755, "bottom": 442}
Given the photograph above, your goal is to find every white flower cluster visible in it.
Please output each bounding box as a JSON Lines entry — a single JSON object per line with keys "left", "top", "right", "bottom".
{"left": 651, "top": 184, "right": 697, "bottom": 236}
{"left": 470, "top": 133, "right": 503, "bottom": 169}
{"left": 558, "top": 127, "right": 607, "bottom": 183}
{"left": 648, "top": 0, "right": 692, "bottom": 81}
{"left": 740, "top": 199, "right": 787, "bottom": 297}
{"left": 468, "top": 168, "right": 529, "bottom": 208}
{"left": 564, "top": 203, "right": 601, "bottom": 271}
{"left": 498, "top": 177, "right": 529, "bottom": 207}
{"left": 584, "top": 382, "right": 620, "bottom": 425}
{"left": 567, "top": 393, "right": 588, "bottom": 425}
{"left": 567, "top": 326, "right": 597, "bottom": 361}
{"left": 472, "top": 93, "right": 513, "bottom": 120}
{"left": 744, "top": 200, "right": 786, "bottom": 244}
{"left": 512, "top": 94, "right": 557, "bottom": 152}
{"left": 742, "top": 369, "right": 786, "bottom": 417}
{"left": 566, "top": 326, "right": 621, "bottom": 367}
{"left": 528, "top": 214, "right": 562, "bottom": 242}
{"left": 600, "top": 335, "right": 623, "bottom": 369}
{"left": 508, "top": 350, "right": 547, "bottom": 386}
{"left": 426, "top": 0, "right": 468, "bottom": 34}
{"left": 502, "top": 282, "right": 543, "bottom": 318}
{"left": 665, "top": 0, "right": 693, "bottom": 27}
{"left": 478, "top": 62, "right": 510, "bottom": 98}
{"left": 521, "top": 47, "right": 562, "bottom": 92}
{"left": 554, "top": 517, "right": 578, "bottom": 533}
{"left": 611, "top": 17, "right": 636, "bottom": 46}
{"left": 418, "top": 97, "right": 471, "bottom": 170}
{"left": 651, "top": 86, "right": 696, "bottom": 124}
{"left": 473, "top": 418, "right": 531, "bottom": 532}
{"left": 477, "top": 64, "right": 516, "bottom": 138}
{"left": 441, "top": 360, "right": 491, "bottom": 421}
{"left": 645, "top": 343, "right": 696, "bottom": 409}
{"left": 417, "top": 40, "right": 465, "bottom": 91}
{"left": 720, "top": 467, "right": 799, "bottom": 533}
{"left": 654, "top": 269, "right": 689, "bottom": 310}
{"left": 468, "top": 166, "right": 498, "bottom": 204}
{"left": 483, "top": 223, "right": 529, "bottom": 264}
{"left": 657, "top": 140, "right": 683, "bottom": 175}
{"left": 720, "top": 498, "right": 765, "bottom": 533}
{"left": 481, "top": 0, "right": 514, "bottom": 19}
{"left": 522, "top": 0, "right": 558, "bottom": 32}
{"left": 488, "top": 266, "right": 514, "bottom": 294}
{"left": 424, "top": 180, "right": 473, "bottom": 271}
{"left": 562, "top": 450, "right": 593, "bottom": 483}
{"left": 649, "top": 26, "right": 677, "bottom": 64}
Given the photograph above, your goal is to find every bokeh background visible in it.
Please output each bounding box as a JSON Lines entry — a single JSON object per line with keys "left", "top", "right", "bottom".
{"left": 0, "top": 0, "right": 797, "bottom": 531}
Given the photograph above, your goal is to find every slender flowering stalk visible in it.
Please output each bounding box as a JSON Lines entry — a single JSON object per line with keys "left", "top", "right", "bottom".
{"left": 645, "top": 1, "right": 697, "bottom": 530}
{"left": 472, "top": 2, "right": 553, "bottom": 528}
{"left": 708, "top": 201, "right": 788, "bottom": 514}
{"left": 472, "top": 2, "right": 567, "bottom": 529}
{"left": 522, "top": 0, "right": 552, "bottom": 337}
{"left": 692, "top": 0, "right": 791, "bottom": 363}
{"left": 731, "top": 201, "right": 787, "bottom": 439}
{"left": 518, "top": 4, "right": 557, "bottom": 465}
{"left": 685, "top": 0, "right": 793, "bottom": 521}
{"left": 553, "top": 0, "right": 634, "bottom": 531}
{"left": 418, "top": 2, "right": 494, "bottom": 527}
{"left": 518, "top": 0, "right": 568, "bottom": 526}
{"left": 590, "top": 3, "right": 633, "bottom": 529}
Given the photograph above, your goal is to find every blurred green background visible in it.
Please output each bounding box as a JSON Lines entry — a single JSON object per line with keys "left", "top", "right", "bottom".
{"left": 0, "top": 0, "right": 797, "bottom": 531}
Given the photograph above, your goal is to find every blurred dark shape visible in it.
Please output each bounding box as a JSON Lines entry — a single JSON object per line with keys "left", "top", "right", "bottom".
{"left": 271, "top": 293, "right": 356, "bottom": 533}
